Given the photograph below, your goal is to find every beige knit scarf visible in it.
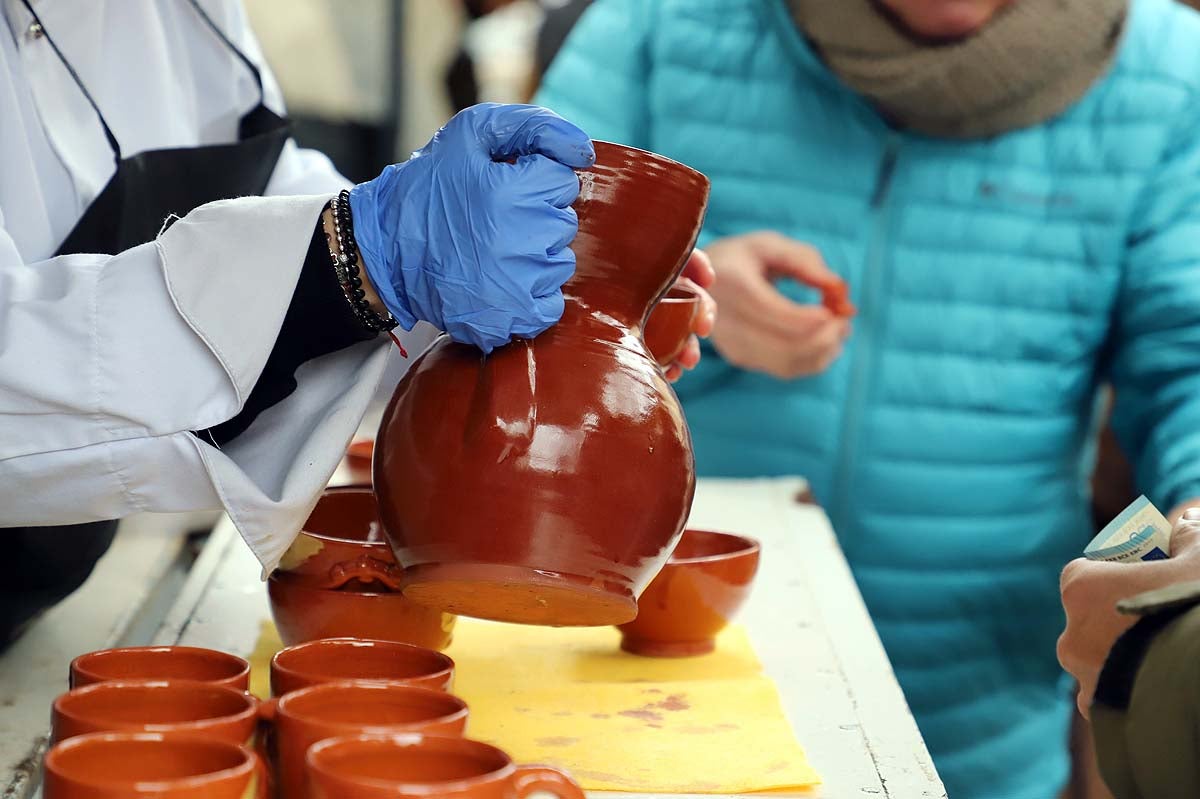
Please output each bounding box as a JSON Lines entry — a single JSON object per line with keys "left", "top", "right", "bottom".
{"left": 789, "top": 0, "right": 1128, "bottom": 138}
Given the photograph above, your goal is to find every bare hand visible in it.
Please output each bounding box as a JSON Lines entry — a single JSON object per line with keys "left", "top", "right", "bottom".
{"left": 1058, "top": 508, "right": 1200, "bottom": 717}
{"left": 663, "top": 249, "right": 717, "bottom": 382}
{"left": 705, "top": 232, "right": 851, "bottom": 379}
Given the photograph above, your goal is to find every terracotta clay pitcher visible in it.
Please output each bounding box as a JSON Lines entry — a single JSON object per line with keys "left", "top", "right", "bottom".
{"left": 374, "top": 141, "right": 710, "bottom": 627}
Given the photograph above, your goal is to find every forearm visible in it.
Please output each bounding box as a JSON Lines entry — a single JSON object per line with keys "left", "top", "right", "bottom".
{"left": 1, "top": 194, "right": 346, "bottom": 520}
{"left": 198, "top": 206, "right": 382, "bottom": 446}
{"left": 0, "top": 228, "right": 246, "bottom": 461}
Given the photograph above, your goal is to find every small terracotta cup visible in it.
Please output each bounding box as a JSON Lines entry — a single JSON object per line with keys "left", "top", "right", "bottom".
{"left": 306, "top": 734, "right": 585, "bottom": 799}
{"left": 820, "top": 277, "right": 857, "bottom": 318}
{"left": 266, "top": 681, "right": 468, "bottom": 799}
{"left": 51, "top": 680, "right": 258, "bottom": 746}
{"left": 69, "top": 646, "right": 250, "bottom": 690}
{"left": 618, "top": 529, "right": 761, "bottom": 657}
{"left": 270, "top": 638, "right": 455, "bottom": 697}
{"left": 644, "top": 283, "right": 702, "bottom": 367}
{"left": 43, "top": 732, "right": 266, "bottom": 799}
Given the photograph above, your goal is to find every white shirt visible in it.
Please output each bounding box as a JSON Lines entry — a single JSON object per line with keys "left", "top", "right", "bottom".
{"left": 0, "top": 0, "right": 435, "bottom": 573}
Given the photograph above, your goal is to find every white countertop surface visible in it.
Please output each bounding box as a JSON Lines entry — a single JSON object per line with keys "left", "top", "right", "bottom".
{"left": 2, "top": 478, "right": 945, "bottom": 799}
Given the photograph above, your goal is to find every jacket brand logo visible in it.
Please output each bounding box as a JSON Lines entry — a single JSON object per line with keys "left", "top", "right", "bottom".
{"left": 978, "top": 181, "right": 1076, "bottom": 208}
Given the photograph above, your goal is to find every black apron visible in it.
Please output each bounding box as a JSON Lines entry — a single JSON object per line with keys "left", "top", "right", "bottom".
{"left": 2, "top": 0, "right": 291, "bottom": 648}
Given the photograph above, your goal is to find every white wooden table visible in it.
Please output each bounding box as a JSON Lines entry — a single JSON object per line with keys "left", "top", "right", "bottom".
{"left": 159, "top": 478, "right": 943, "bottom": 798}
{"left": 0, "top": 512, "right": 216, "bottom": 799}
{"left": 2, "top": 478, "right": 944, "bottom": 798}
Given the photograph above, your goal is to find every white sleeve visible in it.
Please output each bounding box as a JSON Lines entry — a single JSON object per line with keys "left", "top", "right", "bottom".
{"left": 0, "top": 193, "right": 400, "bottom": 574}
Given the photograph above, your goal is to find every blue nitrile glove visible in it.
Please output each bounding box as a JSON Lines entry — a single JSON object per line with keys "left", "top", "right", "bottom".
{"left": 349, "top": 103, "right": 596, "bottom": 353}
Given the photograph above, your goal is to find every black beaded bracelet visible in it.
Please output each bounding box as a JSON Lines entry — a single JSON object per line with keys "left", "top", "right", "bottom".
{"left": 325, "top": 190, "right": 398, "bottom": 335}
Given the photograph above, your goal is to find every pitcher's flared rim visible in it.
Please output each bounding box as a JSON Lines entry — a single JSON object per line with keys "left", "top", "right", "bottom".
{"left": 589, "top": 140, "right": 709, "bottom": 185}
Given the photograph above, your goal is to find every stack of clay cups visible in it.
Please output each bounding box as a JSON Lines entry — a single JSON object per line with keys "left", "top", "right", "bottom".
{"left": 45, "top": 645, "right": 266, "bottom": 798}
{"left": 44, "top": 638, "right": 583, "bottom": 799}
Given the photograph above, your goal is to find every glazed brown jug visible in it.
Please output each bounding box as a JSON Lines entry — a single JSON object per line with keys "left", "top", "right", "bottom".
{"left": 374, "top": 141, "right": 710, "bottom": 627}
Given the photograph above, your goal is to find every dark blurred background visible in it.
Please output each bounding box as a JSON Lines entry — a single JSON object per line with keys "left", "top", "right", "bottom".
{"left": 246, "top": 0, "right": 592, "bottom": 183}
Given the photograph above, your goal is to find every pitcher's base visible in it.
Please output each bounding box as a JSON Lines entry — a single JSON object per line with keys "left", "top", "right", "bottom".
{"left": 400, "top": 563, "right": 637, "bottom": 627}
{"left": 619, "top": 637, "right": 716, "bottom": 658}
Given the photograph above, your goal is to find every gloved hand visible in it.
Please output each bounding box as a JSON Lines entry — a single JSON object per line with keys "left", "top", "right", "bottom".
{"left": 350, "top": 103, "right": 595, "bottom": 353}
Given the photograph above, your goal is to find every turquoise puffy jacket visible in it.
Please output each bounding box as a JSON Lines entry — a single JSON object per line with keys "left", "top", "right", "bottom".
{"left": 537, "top": 1, "right": 1200, "bottom": 797}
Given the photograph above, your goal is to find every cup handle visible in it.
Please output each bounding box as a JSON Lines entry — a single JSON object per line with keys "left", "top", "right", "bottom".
{"left": 513, "top": 765, "right": 587, "bottom": 799}
{"left": 256, "top": 696, "right": 278, "bottom": 724}
{"left": 326, "top": 555, "right": 405, "bottom": 591}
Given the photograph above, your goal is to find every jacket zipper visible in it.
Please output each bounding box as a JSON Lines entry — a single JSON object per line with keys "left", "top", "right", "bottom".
{"left": 830, "top": 138, "right": 899, "bottom": 533}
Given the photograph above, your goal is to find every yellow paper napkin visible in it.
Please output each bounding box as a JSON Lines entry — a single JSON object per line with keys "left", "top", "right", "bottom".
{"left": 247, "top": 620, "right": 281, "bottom": 699}
{"left": 445, "top": 621, "right": 818, "bottom": 793}
{"left": 447, "top": 619, "right": 765, "bottom": 685}
{"left": 247, "top": 619, "right": 819, "bottom": 793}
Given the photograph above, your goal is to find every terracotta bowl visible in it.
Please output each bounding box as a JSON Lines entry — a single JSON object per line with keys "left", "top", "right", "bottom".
{"left": 274, "top": 487, "right": 398, "bottom": 590}
{"left": 268, "top": 573, "right": 455, "bottom": 650}
{"left": 43, "top": 732, "right": 265, "bottom": 799}
{"left": 617, "top": 529, "right": 760, "bottom": 657}
{"left": 344, "top": 440, "right": 375, "bottom": 484}
{"left": 69, "top": 646, "right": 250, "bottom": 690}
{"left": 270, "top": 638, "right": 455, "bottom": 697}
{"left": 346, "top": 440, "right": 374, "bottom": 470}
{"left": 643, "top": 283, "right": 702, "bottom": 367}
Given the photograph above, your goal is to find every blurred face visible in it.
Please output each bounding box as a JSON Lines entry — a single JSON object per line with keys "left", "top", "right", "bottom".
{"left": 877, "top": 0, "right": 1017, "bottom": 39}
